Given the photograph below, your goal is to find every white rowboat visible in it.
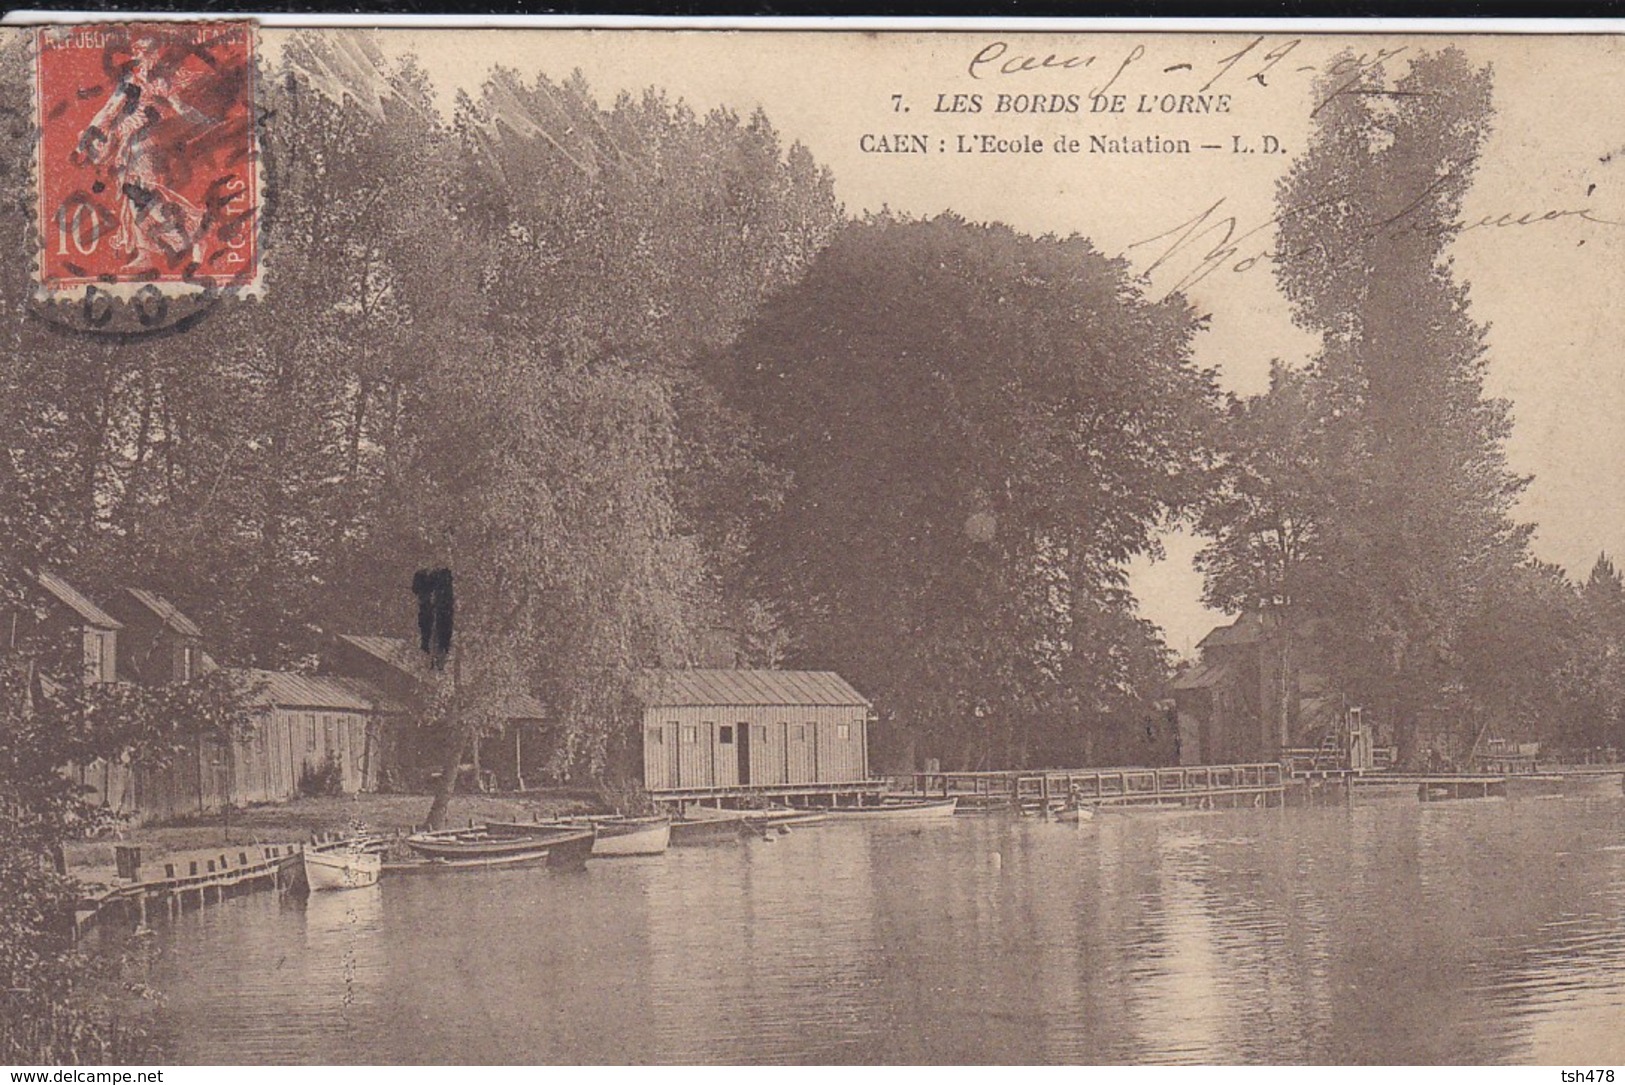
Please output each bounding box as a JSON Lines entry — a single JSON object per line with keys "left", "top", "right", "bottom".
{"left": 586, "top": 816, "right": 671, "bottom": 857}
{"left": 303, "top": 845, "right": 382, "bottom": 891}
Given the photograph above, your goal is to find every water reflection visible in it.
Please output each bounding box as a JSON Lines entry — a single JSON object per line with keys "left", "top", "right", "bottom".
{"left": 133, "top": 795, "right": 1625, "bottom": 1064}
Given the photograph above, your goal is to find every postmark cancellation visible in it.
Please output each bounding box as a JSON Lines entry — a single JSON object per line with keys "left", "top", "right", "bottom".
{"left": 32, "top": 21, "right": 260, "bottom": 303}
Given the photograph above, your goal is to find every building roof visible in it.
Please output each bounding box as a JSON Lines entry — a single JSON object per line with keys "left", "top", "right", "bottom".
{"left": 121, "top": 588, "right": 204, "bottom": 638}
{"left": 334, "top": 634, "right": 547, "bottom": 719}
{"left": 338, "top": 633, "right": 432, "bottom": 675}
{"left": 32, "top": 570, "right": 122, "bottom": 629}
{"left": 1195, "top": 611, "right": 1273, "bottom": 651}
{"left": 637, "top": 669, "right": 871, "bottom": 708}
{"left": 1172, "top": 658, "right": 1238, "bottom": 691}
{"left": 228, "top": 668, "right": 406, "bottom": 713}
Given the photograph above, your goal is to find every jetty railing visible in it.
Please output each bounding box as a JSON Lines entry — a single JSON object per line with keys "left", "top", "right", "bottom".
{"left": 888, "top": 762, "right": 1286, "bottom": 810}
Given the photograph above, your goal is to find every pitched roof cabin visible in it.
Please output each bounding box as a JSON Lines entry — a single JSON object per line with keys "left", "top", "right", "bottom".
{"left": 325, "top": 634, "right": 547, "bottom": 721}
{"left": 5, "top": 572, "right": 407, "bottom": 822}
{"left": 128, "top": 668, "right": 403, "bottom": 823}
{"left": 323, "top": 633, "right": 549, "bottom": 790}
{"left": 636, "top": 669, "right": 872, "bottom": 793}
{"left": 102, "top": 587, "right": 210, "bottom": 685}
{"left": 22, "top": 569, "right": 124, "bottom": 685}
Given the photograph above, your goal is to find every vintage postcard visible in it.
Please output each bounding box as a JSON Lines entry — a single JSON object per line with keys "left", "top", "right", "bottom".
{"left": 1, "top": 17, "right": 1623, "bottom": 1069}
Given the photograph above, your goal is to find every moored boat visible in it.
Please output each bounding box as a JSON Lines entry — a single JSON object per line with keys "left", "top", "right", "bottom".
{"left": 669, "top": 813, "right": 748, "bottom": 845}
{"left": 495, "top": 816, "right": 671, "bottom": 857}
{"left": 1054, "top": 805, "right": 1096, "bottom": 822}
{"left": 407, "top": 824, "right": 596, "bottom": 868}
{"left": 588, "top": 816, "right": 670, "bottom": 856}
{"left": 823, "top": 797, "right": 958, "bottom": 819}
{"left": 302, "top": 841, "right": 382, "bottom": 891}
{"left": 745, "top": 807, "right": 828, "bottom": 831}
{"left": 671, "top": 805, "right": 754, "bottom": 844}
{"left": 760, "top": 808, "right": 832, "bottom": 825}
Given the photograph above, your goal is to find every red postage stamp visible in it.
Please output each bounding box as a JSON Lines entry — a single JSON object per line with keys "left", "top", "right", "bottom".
{"left": 34, "top": 22, "right": 259, "bottom": 291}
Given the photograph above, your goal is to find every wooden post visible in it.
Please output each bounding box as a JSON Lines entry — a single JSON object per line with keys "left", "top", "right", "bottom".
{"left": 515, "top": 726, "right": 525, "bottom": 792}
{"left": 196, "top": 734, "right": 207, "bottom": 815}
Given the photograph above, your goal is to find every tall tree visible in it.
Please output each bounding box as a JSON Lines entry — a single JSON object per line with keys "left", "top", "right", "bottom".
{"left": 1561, "top": 554, "right": 1625, "bottom": 752}
{"left": 1234, "top": 48, "right": 1534, "bottom": 762}
{"left": 720, "top": 214, "right": 1217, "bottom": 769}
{"left": 382, "top": 68, "right": 844, "bottom": 818}
{"left": 0, "top": 32, "right": 455, "bottom": 666}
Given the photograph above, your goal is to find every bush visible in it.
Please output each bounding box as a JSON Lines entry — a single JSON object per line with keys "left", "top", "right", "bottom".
{"left": 297, "top": 753, "right": 344, "bottom": 797}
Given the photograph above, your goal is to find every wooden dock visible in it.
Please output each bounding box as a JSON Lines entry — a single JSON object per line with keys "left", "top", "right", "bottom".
{"left": 1416, "top": 775, "right": 1508, "bottom": 801}
{"left": 1351, "top": 768, "right": 1622, "bottom": 803}
{"left": 649, "top": 780, "right": 888, "bottom": 810}
{"left": 73, "top": 841, "right": 304, "bottom": 938}
{"left": 889, "top": 763, "right": 1287, "bottom": 812}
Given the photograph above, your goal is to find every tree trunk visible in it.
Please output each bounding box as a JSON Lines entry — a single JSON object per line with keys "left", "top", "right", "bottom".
{"left": 424, "top": 722, "right": 465, "bottom": 830}
{"left": 424, "top": 654, "right": 464, "bottom": 830}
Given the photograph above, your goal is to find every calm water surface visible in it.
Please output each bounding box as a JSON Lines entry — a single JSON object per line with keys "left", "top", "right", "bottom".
{"left": 129, "top": 796, "right": 1625, "bottom": 1063}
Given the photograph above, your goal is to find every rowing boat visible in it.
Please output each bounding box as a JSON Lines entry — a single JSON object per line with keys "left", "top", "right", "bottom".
{"left": 671, "top": 805, "right": 752, "bottom": 845}
{"left": 669, "top": 814, "right": 748, "bottom": 845}
{"left": 302, "top": 841, "right": 382, "bottom": 891}
{"left": 586, "top": 816, "right": 670, "bottom": 856}
{"left": 406, "top": 824, "right": 596, "bottom": 868}
{"left": 822, "top": 797, "right": 958, "bottom": 819}
{"left": 495, "top": 816, "right": 672, "bottom": 857}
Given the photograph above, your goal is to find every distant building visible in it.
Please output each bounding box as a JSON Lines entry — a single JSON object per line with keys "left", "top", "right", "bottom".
{"left": 636, "top": 669, "right": 871, "bottom": 794}
{"left": 5, "top": 571, "right": 400, "bottom": 823}
{"left": 103, "top": 587, "right": 209, "bottom": 685}
{"left": 1172, "top": 611, "right": 1342, "bottom": 766}
{"left": 138, "top": 668, "right": 403, "bottom": 821}
{"left": 323, "top": 634, "right": 548, "bottom": 790}
{"left": 14, "top": 569, "right": 125, "bottom": 685}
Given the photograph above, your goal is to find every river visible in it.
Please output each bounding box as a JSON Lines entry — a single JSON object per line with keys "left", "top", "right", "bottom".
{"left": 125, "top": 793, "right": 1625, "bottom": 1064}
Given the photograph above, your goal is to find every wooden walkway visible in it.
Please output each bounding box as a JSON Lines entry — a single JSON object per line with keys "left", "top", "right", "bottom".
{"left": 1352, "top": 769, "right": 1623, "bottom": 802}
{"left": 73, "top": 841, "right": 304, "bottom": 938}
{"left": 649, "top": 780, "right": 888, "bottom": 809}
{"left": 889, "top": 763, "right": 1287, "bottom": 812}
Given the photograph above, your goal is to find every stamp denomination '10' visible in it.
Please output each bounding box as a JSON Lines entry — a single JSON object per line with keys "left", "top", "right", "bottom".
{"left": 34, "top": 22, "right": 258, "bottom": 292}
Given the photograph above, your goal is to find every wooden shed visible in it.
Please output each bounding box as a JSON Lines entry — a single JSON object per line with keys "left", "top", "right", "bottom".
{"left": 324, "top": 634, "right": 550, "bottom": 789}
{"left": 104, "top": 587, "right": 208, "bottom": 685}
{"left": 637, "top": 669, "right": 871, "bottom": 792}
{"left": 129, "top": 669, "right": 403, "bottom": 822}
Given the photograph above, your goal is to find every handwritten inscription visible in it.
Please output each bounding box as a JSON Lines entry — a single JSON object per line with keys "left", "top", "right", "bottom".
{"left": 965, "top": 37, "right": 1411, "bottom": 116}
{"left": 1129, "top": 192, "right": 1624, "bottom": 298}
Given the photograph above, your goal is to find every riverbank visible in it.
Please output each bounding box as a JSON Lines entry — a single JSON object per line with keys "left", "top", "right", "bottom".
{"left": 65, "top": 790, "right": 600, "bottom": 883}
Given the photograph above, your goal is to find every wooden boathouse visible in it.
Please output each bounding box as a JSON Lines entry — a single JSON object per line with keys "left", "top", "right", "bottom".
{"left": 636, "top": 669, "right": 880, "bottom": 803}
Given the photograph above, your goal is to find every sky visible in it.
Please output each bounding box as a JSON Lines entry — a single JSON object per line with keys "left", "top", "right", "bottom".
{"left": 298, "top": 28, "right": 1625, "bottom": 654}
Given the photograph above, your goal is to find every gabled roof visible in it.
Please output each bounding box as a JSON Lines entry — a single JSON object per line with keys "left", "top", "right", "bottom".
{"left": 121, "top": 588, "right": 204, "bottom": 638}
{"left": 1172, "top": 658, "right": 1237, "bottom": 691}
{"left": 1196, "top": 611, "right": 1272, "bottom": 650}
{"left": 334, "top": 634, "right": 547, "bottom": 720}
{"left": 638, "top": 669, "right": 870, "bottom": 708}
{"left": 337, "top": 634, "right": 431, "bottom": 676}
{"left": 228, "top": 668, "right": 406, "bottom": 713}
{"left": 32, "top": 570, "right": 122, "bottom": 629}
